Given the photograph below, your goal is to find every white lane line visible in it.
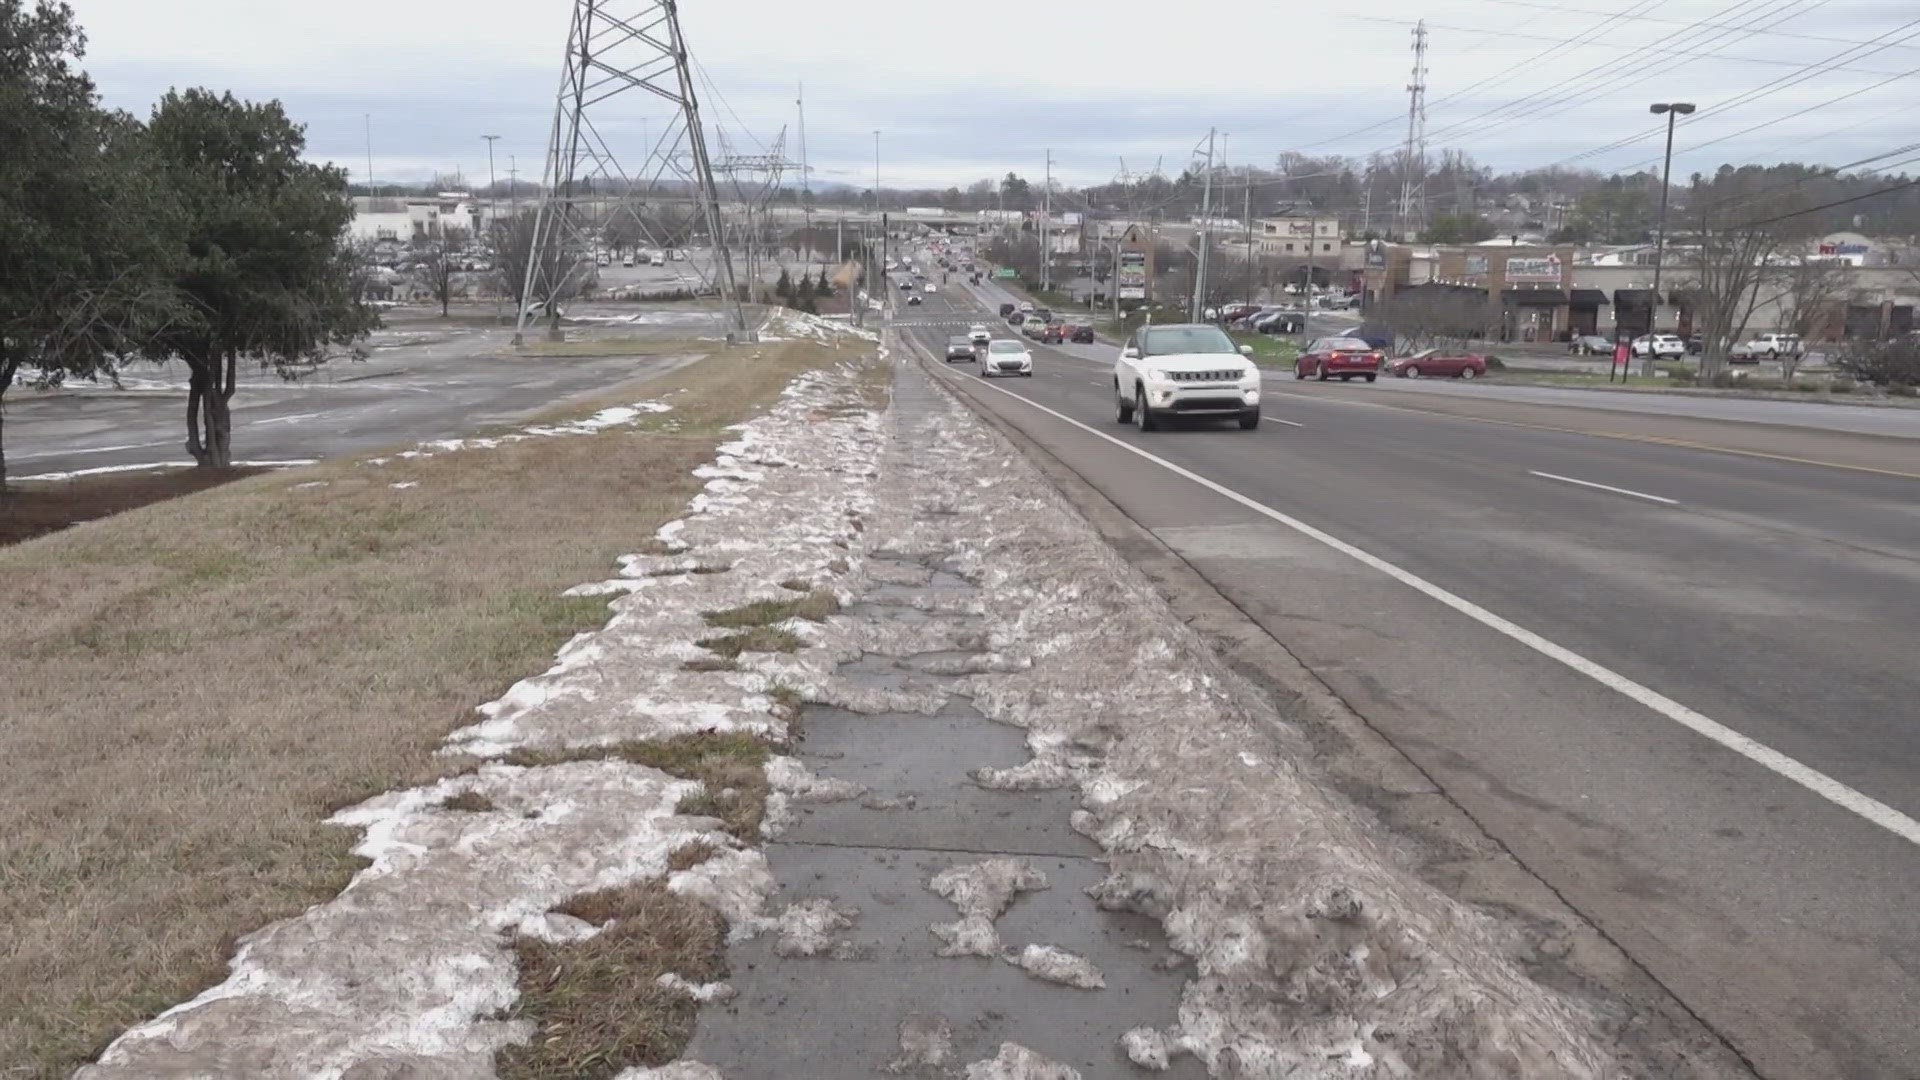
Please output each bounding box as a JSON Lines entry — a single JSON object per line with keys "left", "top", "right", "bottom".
{"left": 248, "top": 411, "right": 325, "bottom": 427}
{"left": 1529, "top": 470, "right": 1679, "bottom": 505}
{"left": 1269, "top": 418, "right": 1306, "bottom": 428}
{"left": 946, "top": 367, "right": 1920, "bottom": 848}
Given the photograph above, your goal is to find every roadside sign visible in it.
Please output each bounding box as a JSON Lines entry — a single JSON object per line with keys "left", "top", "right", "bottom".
{"left": 993, "top": 268, "right": 1017, "bottom": 280}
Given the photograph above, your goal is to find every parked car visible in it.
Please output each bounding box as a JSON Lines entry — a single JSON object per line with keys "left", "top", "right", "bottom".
{"left": 1251, "top": 309, "right": 1305, "bottom": 335}
{"left": 999, "top": 302, "right": 1016, "bottom": 318}
{"left": 1295, "top": 336, "right": 1384, "bottom": 382}
{"left": 969, "top": 324, "right": 992, "bottom": 346}
{"left": 1631, "top": 334, "right": 1687, "bottom": 359}
{"left": 945, "top": 336, "right": 978, "bottom": 363}
{"left": 1068, "top": 324, "right": 1096, "bottom": 344}
{"left": 1113, "top": 323, "right": 1261, "bottom": 431}
{"left": 981, "top": 338, "right": 1033, "bottom": 377}
{"left": 1219, "top": 303, "right": 1262, "bottom": 324}
{"left": 1730, "top": 332, "right": 1803, "bottom": 362}
{"left": 1388, "top": 348, "right": 1488, "bottom": 379}
{"left": 1568, "top": 334, "right": 1613, "bottom": 356}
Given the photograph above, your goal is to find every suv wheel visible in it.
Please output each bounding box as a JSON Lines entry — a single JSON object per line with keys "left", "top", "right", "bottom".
{"left": 1115, "top": 384, "right": 1134, "bottom": 424}
{"left": 1239, "top": 408, "right": 1260, "bottom": 430}
{"left": 1135, "top": 387, "right": 1158, "bottom": 432}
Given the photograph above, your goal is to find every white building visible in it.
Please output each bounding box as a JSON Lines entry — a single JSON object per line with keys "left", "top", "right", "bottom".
{"left": 1254, "top": 216, "right": 1342, "bottom": 258}
{"left": 348, "top": 194, "right": 507, "bottom": 244}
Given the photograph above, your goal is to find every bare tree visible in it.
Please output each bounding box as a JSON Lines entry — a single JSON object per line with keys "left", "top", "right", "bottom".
{"left": 1769, "top": 259, "right": 1854, "bottom": 385}
{"left": 1373, "top": 291, "right": 1501, "bottom": 353}
{"left": 1672, "top": 171, "right": 1811, "bottom": 379}
{"left": 492, "top": 212, "right": 588, "bottom": 335}
{"left": 422, "top": 225, "right": 470, "bottom": 318}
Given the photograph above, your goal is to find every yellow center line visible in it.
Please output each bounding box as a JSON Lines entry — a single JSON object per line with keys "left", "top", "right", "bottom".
{"left": 1265, "top": 387, "right": 1920, "bottom": 482}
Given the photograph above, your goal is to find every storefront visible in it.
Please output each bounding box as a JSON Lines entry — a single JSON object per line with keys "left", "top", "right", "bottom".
{"left": 1569, "top": 289, "right": 1609, "bottom": 336}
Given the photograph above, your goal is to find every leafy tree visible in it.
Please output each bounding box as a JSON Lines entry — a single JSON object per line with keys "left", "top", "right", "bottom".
{"left": 794, "top": 273, "right": 815, "bottom": 302}
{"left": 775, "top": 267, "right": 793, "bottom": 299}
{"left": 1000, "top": 172, "right": 1032, "bottom": 209}
{"left": 0, "top": 0, "right": 182, "bottom": 489}
{"left": 138, "top": 88, "right": 375, "bottom": 468}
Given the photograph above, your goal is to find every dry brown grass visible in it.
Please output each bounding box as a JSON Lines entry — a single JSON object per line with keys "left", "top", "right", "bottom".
{"left": 701, "top": 589, "right": 840, "bottom": 630}
{"left": 0, "top": 337, "right": 866, "bottom": 1078}
{"left": 497, "top": 881, "right": 726, "bottom": 1079}
{"left": 438, "top": 791, "right": 498, "bottom": 813}
{"left": 501, "top": 733, "right": 772, "bottom": 842}
{"left": 666, "top": 839, "right": 720, "bottom": 872}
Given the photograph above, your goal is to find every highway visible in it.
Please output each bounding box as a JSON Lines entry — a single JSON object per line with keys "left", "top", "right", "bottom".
{"left": 895, "top": 270, "right": 1920, "bottom": 1079}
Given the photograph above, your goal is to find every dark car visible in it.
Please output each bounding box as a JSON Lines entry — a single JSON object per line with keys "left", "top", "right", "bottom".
{"left": 1350, "top": 324, "right": 1396, "bottom": 351}
{"left": 945, "top": 336, "right": 978, "bottom": 363}
{"left": 1068, "top": 324, "right": 1096, "bottom": 344}
{"left": 1007, "top": 311, "right": 1027, "bottom": 326}
{"left": 1031, "top": 308, "right": 1053, "bottom": 323}
{"left": 999, "top": 302, "right": 1016, "bottom": 318}
{"left": 907, "top": 294, "right": 922, "bottom": 306}
{"left": 1387, "top": 348, "right": 1487, "bottom": 379}
{"left": 1295, "top": 336, "right": 1383, "bottom": 382}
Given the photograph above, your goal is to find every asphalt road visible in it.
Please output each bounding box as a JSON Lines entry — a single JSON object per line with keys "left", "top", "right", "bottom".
{"left": 896, "top": 268, "right": 1920, "bottom": 1080}
{"left": 6, "top": 310, "right": 715, "bottom": 479}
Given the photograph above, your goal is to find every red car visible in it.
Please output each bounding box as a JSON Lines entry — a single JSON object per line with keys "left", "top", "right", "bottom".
{"left": 1386, "top": 348, "right": 1488, "bottom": 379}
{"left": 1294, "top": 336, "right": 1383, "bottom": 382}
{"left": 1038, "top": 323, "right": 1067, "bottom": 345}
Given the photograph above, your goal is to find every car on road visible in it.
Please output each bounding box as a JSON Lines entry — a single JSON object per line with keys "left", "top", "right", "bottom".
{"left": 907, "top": 294, "right": 922, "bottom": 306}
{"left": 969, "top": 324, "right": 991, "bottom": 347}
{"left": 1022, "top": 318, "right": 1049, "bottom": 340}
{"left": 1068, "top": 324, "right": 1096, "bottom": 344}
{"left": 1388, "top": 348, "right": 1488, "bottom": 379}
{"left": 622, "top": 255, "right": 635, "bottom": 267}
{"left": 1037, "top": 323, "right": 1067, "bottom": 344}
{"left": 1568, "top": 334, "right": 1613, "bottom": 356}
{"left": 924, "top": 282, "right": 937, "bottom": 292}
{"left": 1632, "top": 334, "right": 1687, "bottom": 359}
{"left": 1295, "top": 336, "right": 1384, "bottom": 382}
{"left": 1008, "top": 311, "right": 1027, "bottom": 326}
{"left": 945, "top": 336, "right": 978, "bottom": 363}
{"left": 981, "top": 339, "right": 1033, "bottom": 377}
{"left": 1113, "top": 323, "right": 1261, "bottom": 431}
{"left": 999, "top": 303, "right": 1016, "bottom": 318}
{"left": 1730, "top": 332, "right": 1803, "bottom": 362}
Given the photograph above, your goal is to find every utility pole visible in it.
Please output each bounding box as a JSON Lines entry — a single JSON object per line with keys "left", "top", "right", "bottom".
{"left": 1042, "top": 148, "right": 1052, "bottom": 295}
{"left": 364, "top": 113, "right": 375, "bottom": 198}
{"left": 797, "top": 82, "right": 813, "bottom": 267}
{"left": 507, "top": 156, "right": 519, "bottom": 214}
{"left": 1398, "top": 21, "right": 1429, "bottom": 240}
{"left": 1648, "top": 101, "right": 1695, "bottom": 375}
{"left": 482, "top": 134, "right": 501, "bottom": 321}
{"left": 1243, "top": 168, "right": 1254, "bottom": 306}
{"left": 1192, "top": 128, "right": 1216, "bottom": 323}
{"left": 1302, "top": 200, "right": 1317, "bottom": 343}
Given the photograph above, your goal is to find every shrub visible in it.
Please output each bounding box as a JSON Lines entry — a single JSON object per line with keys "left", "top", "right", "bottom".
{"left": 1889, "top": 382, "right": 1917, "bottom": 398}
{"left": 1482, "top": 354, "right": 1506, "bottom": 370}
{"left": 1831, "top": 376, "right": 1857, "bottom": 394}
{"left": 1832, "top": 337, "right": 1920, "bottom": 386}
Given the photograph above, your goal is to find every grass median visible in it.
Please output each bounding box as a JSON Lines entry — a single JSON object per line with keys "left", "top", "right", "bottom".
{"left": 0, "top": 336, "right": 867, "bottom": 1078}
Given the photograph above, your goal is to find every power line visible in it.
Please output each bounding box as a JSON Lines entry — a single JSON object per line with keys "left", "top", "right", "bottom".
{"left": 1471, "top": 0, "right": 1920, "bottom": 51}
{"left": 1734, "top": 172, "right": 1920, "bottom": 227}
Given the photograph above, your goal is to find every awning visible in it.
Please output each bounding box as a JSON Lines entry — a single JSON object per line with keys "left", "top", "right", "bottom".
{"left": 1613, "top": 288, "right": 1660, "bottom": 306}
{"left": 1501, "top": 289, "right": 1568, "bottom": 305}
{"left": 1569, "top": 288, "right": 1610, "bottom": 306}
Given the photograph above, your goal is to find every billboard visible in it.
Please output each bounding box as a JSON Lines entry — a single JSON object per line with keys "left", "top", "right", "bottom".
{"left": 1118, "top": 251, "right": 1148, "bottom": 300}
{"left": 1364, "top": 239, "right": 1388, "bottom": 269}
{"left": 1464, "top": 254, "right": 1490, "bottom": 277}
{"left": 1505, "top": 254, "right": 1563, "bottom": 283}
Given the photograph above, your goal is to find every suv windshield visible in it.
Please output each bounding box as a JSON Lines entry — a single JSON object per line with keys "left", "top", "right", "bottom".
{"left": 1141, "top": 326, "right": 1236, "bottom": 356}
{"left": 989, "top": 340, "right": 1024, "bottom": 353}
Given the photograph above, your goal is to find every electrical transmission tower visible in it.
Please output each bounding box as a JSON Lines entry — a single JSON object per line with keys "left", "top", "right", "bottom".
{"left": 713, "top": 128, "right": 796, "bottom": 305}
{"left": 513, "top": 0, "right": 746, "bottom": 344}
{"left": 1398, "top": 19, "right": 1430, "bottom": 240}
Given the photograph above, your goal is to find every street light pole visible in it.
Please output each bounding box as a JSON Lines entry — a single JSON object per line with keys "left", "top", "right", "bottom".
{"left": 482, "top": 134, "right": 500, "bottom": 322}
{"left": 1648, "top": 101, "right": 1695, "bottom": 375}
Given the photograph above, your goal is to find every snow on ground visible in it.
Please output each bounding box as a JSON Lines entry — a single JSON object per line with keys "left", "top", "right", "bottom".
{"left": 927, "top": 858, "right": 1050, "bottom": 959}
{"left": 758, "top": 307, "right": 880, "bottom": 345}
{"left": 879, "top": 348, "right": 1624, "bottom": 1077}
{"left": 79, "top": 357, "right": 888, "bottom": 1077}
{"left": 1006, "top": 944, "right": 1105, "bottom": 989}
{"left": 12, "top": 459, "right": 318, "bottom": 482}
{"left": 366, "top": 399, "right": 675, "bottom": 465}
{"left": 962, "top": 1042, "right": 1083, "bottom": 1080}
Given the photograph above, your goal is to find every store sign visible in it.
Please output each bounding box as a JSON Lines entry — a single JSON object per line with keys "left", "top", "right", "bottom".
{"left": 1364, "top": 239, "right": 1387, "bottom": 269}
{"left": 1118, "top": 251, "right": 1148, "bottom": 300}
{"left": 1464, "top": 255, "right": 1490, "bottom": 277}
{"left": 1505, "top": 254, "right": 1563, "bottom": 283}
{"left": 1819, "top": 242, "right": 1870, "bottom": 256}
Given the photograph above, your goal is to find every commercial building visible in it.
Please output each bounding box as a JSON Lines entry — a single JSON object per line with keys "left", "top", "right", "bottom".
{"left": 1254, "top": 216, "right": 1342, "bottom": 258}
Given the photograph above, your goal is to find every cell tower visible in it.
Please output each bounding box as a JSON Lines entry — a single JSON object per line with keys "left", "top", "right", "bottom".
{"left": 513, "top": 0, "right": 745, "bottom": 344}
{"left": 1398, "top": 19, "right": 1430, "bottom": 240}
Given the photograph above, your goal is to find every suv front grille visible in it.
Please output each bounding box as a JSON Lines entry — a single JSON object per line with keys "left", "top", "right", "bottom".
{"left": 1166, "top": 370, "right": 1240, "bottom": 383}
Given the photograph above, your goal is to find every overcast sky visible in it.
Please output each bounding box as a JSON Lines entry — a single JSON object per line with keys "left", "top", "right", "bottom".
{"left": 67, "top": 0, "right": 1920, "bottom": 196}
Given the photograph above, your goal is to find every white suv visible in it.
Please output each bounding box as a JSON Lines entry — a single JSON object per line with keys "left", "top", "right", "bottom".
{"left": 1731, "top": 332, "right": 1802, "bottom": 362}
{"left": 1631, "top": 334, "right": 1686, "bottom": 359}
{"left": 1114, "top": 324, "right": 1261, "bottom": 431}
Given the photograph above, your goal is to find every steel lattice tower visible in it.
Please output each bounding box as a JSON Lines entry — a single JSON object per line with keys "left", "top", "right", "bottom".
{"left": 513, "top": 0, "right": 745, "bottom": 343}
{"left": 1398, "top": 19, "right": 1430, "bottom": 241}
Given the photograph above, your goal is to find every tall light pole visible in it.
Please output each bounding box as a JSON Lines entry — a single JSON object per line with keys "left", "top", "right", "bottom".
{"left": 1648, "top": 101, "right": 1695, "bottom": 374}
{"left": 482, "top": 135, "right": 501, "bottom": 322}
